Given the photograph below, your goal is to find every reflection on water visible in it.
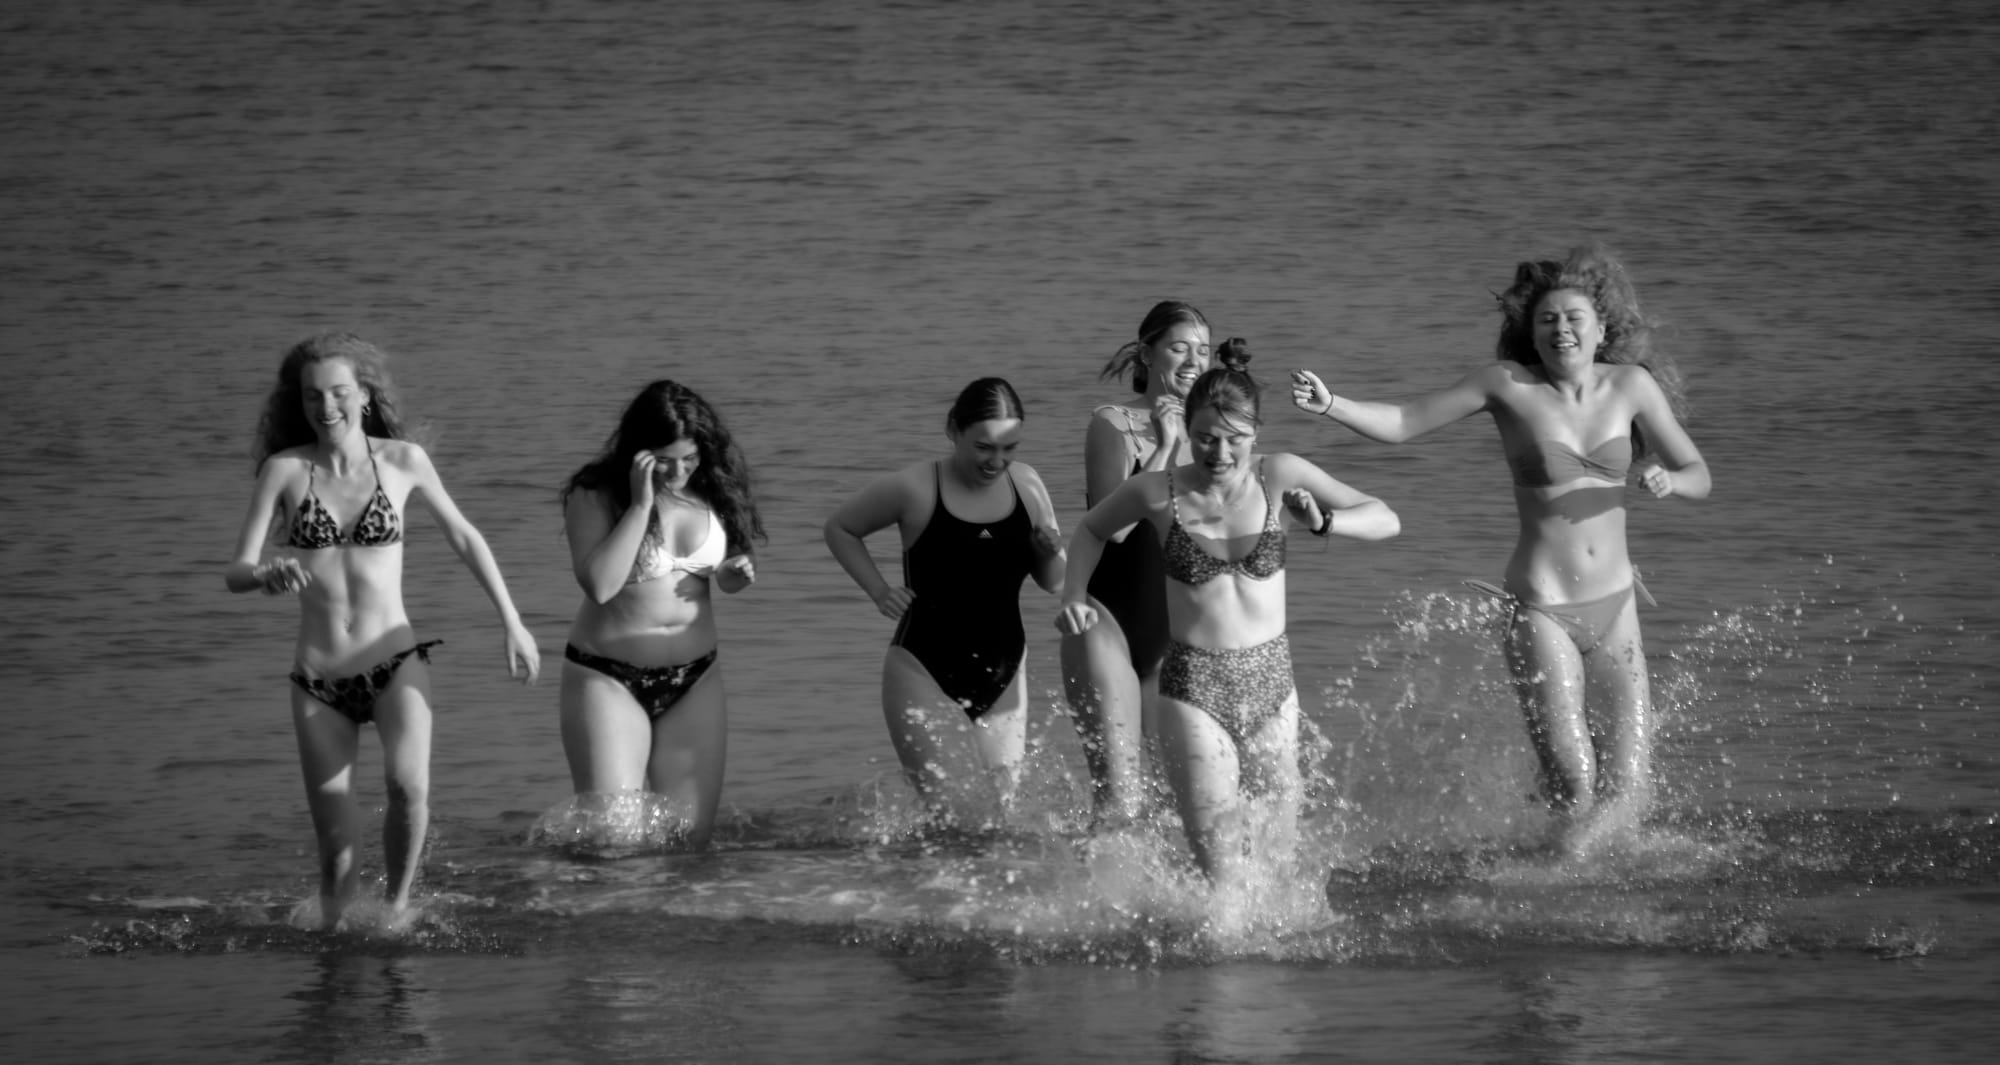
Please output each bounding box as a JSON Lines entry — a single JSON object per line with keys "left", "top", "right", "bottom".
{"left": 1487, "top": 957, "right": 1674, "bottom": 1065}
{"left": 277, "top": 955, "right": 444, "bottom": 1065}
{"left": 550, "top": 961, "right": 746, "bottom": 1065}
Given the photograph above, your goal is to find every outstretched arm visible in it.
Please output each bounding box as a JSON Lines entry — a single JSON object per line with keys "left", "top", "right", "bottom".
{"left": 1268, "top": 452, "right": 1400, "bottom": 541}
{"left": 408, "top": 445, "right": 540, "bottom": 683}
{"left": 823, "top": 469, "right": 917, "bottom": 620}
{"left": 1290, "top": 365, "right": 1495, "bottom": 443}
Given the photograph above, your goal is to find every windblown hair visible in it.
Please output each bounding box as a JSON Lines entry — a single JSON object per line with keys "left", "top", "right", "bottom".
{"left": 945, "top": 376, "right": 1026, "bottom": 432}
{"left": 252, "top": 332, "right": 408, "bottom": 470}
{"left": 1184, "top": 337, "right": 1259, "bottom": 426}
{"left": 1099, "top": 300, "right": 1211, "bottom": 394}
{"left": 562, "top": 379, "right": 766, "bottom": 553}
{"left": 1494, "top": 244, "right": 1690, "bottom": 443}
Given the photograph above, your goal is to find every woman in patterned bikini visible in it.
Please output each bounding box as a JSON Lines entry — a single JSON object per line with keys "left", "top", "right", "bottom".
{"left": 224, "top": 332, "right": 541, "bottom": 929}
{"left": 1291, "top": 245, "right": 1709, "bottom": 856}
{"left": 557, "top": 379, "right": 763, "bottom": 847}
{"left": 1058, "top": 343, "right": 1399, "bottom": 884}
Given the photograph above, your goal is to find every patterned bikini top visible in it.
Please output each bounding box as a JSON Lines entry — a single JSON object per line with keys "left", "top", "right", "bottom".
{"left": 1508, "top": 436, "right": 1632, "bottom": 487}
{"left": 1163, "top": 461, "right": 1285, "bottom": 585}
{"left": 630, "top": 507, "right": 728, "bottom": 584}
{"left": 286, "top": 443, "right": 402, "bottom": 549}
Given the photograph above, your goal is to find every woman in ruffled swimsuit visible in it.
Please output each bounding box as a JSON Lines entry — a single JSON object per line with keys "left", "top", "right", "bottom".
{"left": 224, "top": 333, "right": 541, "bottom": 929}
{"left": 824, "top": 378, "right": 1066, "bottom": 823}
{"left": 558, "top": 379, "right": 763, "bottom": 847}
{"left": 1058, "top": 343, "right": 1399, "bottom": 882}
{"left": 1291, "top": 245, "right": 1710, "bottom": 855}
{"left": 1060, "top": 301, "right": 1212, "bottom": 823}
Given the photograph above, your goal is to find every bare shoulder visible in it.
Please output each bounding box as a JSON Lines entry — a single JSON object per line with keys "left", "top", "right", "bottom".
{"left": 564, "top": 481, "right": 615, "bottom": 517}
{"left": 1122, "top": 465, "right": 1171, "bottom": 505}
{"left": 1261, "top": 450, "right": 1309, "bottom": 476}
{"left": 1260, "top": 450, "right": 1322, "bottom": 487}
{"left": 1606, "top": 361, "right": 1660, "bottom": 388}
{"left": 1090, "top": 402, "right": 1142, "bottom": 427}
{"left": 260, "top": 446, "right": 313, "bottom": 484}
{"left": 1489, "top": 361, "right": 1544, "bottom": 389}
{"left": 1009, "top": 460, "right": 1049, "bottom": 490}
{"left": 892, "top": 458, "right": 937, "bottom": 489}
{"left": 871, "top": 459, "right": 937, "bottom": 510}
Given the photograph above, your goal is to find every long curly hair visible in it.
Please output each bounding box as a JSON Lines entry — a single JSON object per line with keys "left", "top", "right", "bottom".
{"left": 562, "top": 379, "right": 765, "bottom": 553}
{"left": 252, "top": 332, "right": 408, "bottom": 470}
{"left": 1183, "top": 337, "right": 1259, "bottom": 426}
{"left": 1494, "top": 244, "right": 1689, "bottom": 426}
{"left": 1099, "top": 300, "right": 1211, "bottom": 394}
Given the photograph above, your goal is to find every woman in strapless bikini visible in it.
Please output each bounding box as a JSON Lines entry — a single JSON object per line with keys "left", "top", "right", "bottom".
{"left": 1292, "top": 245, "right": 1710, "bottom": 856}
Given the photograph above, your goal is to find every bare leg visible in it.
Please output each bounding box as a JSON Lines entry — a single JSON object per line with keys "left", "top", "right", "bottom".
{"left": 1059, "top": 597, "right": 1147, "bottom": 823}
{"left": 968, "top": 665, "right": 1028, "bottom": 808}
{"left": 1570, "top": 600, "right": 1654, "bottom": 854}
{"left": 1235, "top": 694, "right": 1303, "bottom": 863}
{"left": 371, "top": 659, "right": 434, "bottom": 916}
{"left": 559, "top": 659, "right": 654, "bottom": 794}
{"left": 290, "top": 689, "right": 362, "bottom": 930}
{"left": 644, "top": 665, "right": 729, "bottom": 847}
{"left": 1505, "top": 606, "right": 1592, "bottom": 824}
{"left": 1154, "top": 693, "right": 1246, "bottom": 881}
{"left": 881, "top": 647, "right": 1014, "bottom": 825}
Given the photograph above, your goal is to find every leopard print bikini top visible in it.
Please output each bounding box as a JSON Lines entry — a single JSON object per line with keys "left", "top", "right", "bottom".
{"left": 286, "top": 442, "right": 402, "bottom": 549}
{"left": 1162, "top": 460, "right": 1285, "bottom": 585}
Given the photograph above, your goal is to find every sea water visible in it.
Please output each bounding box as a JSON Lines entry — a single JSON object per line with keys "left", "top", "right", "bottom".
{"left": 2, "top": 0, "right": 1997, "bottom": 1061}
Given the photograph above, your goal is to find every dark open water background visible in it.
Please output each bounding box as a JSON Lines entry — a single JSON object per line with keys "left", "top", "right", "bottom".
{"left": 2, "top": 1, "right": 1997, "bottom": 1061}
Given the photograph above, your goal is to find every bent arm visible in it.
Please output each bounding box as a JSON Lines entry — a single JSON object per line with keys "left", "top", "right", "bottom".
{"left": 566, "top": 489, "right": 651, "bottom": 604}
{"left": 1012, "top": 463, "right": 1067, "bottom": 595}
{"left": 823, "top": 471, "right": 911, "bottom": 612}
{"left": 713, "top": 547, "right": 756, "bottom": 594}
{"left": 1630, "top": 371, "right": 1711, "bottom": 500}
{"left": 223, "top": 461, "right": 303, "bottom": 594}
{"left": 1312, "top": 365, "right": 1495, "bottom": 443}
{"left": 1062, "top": 475, "right": 1157, "bottom": 608}
{"left": 1270, "top": 452, "right": 1401, "bottom": 541}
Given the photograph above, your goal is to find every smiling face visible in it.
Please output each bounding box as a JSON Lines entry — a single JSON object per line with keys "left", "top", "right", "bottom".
{"left": 948, "top": 417, "right": 1024, "bottom": 485}
{"left": 1187, "top": 405, "right": 1256, "bottom": 480}
{"left": 300, "top": 358, "right": 368, "bottom": 444}
{"left": 1148, "top": 321, "right": 1213, "bottom": 397}
{"left": 649, "top": 437, "right": 702, "bottom": 494}
{"left": 1532, "top": 288, "right": 1605, "bottom": 369}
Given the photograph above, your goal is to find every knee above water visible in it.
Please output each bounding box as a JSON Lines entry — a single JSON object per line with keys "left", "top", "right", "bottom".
{"left": 384, "top": 779, "right": 430, "bottom": 809}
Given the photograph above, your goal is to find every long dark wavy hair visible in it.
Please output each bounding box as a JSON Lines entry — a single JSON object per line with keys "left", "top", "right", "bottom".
{"left": 562, "top": 379, "right": 765, "bottom": 553}
{"left": 252, "top": 333, "right": 408, "bottom": 470}
{"left": 1099, "top": 300, "right": 1211, "bottom": 394}
{"left": 1494, "top": 244, "right": 1689, "bottom": 458}
{"left": 1183, "top": 337, "right": 1258, "bottom": 426}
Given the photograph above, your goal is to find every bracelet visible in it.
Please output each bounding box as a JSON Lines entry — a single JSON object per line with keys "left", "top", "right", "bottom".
{"left": 1312, "top": 508, "right": 1334, "bottom": 537}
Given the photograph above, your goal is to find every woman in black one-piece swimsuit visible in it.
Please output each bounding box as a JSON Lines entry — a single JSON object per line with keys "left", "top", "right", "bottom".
{"left": 824, "top": 378, "right": 1066, "bottom": 822}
